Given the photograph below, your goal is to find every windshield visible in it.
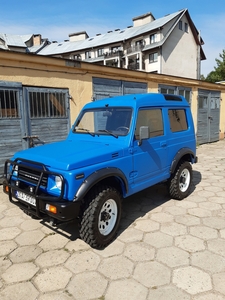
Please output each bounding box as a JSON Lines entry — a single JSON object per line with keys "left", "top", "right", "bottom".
{"left": 73, "top": 107, "right": 132, "bottom": 137}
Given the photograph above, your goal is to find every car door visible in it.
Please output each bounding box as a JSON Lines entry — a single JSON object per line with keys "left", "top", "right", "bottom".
{"left": 131, "top": 108, "right": 168, "bottom": 192}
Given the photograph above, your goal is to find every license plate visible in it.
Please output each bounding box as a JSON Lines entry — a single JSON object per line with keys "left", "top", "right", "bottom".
{"left": 15, "top": 191, "right": 36, "bottom": 206}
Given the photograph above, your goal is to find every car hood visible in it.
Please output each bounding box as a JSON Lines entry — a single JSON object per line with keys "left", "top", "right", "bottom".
{"left": 13, "top": 139, "right": 125, "bottom": 171}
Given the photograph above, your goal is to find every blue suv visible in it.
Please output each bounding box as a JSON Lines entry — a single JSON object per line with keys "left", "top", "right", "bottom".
{"left": 3, "top": 93, "right": 197, "bottom": 248}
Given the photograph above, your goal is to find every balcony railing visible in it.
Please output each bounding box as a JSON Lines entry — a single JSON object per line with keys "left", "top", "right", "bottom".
{"left": 127, "top": 62, "right": 145, "bottom": 71}
{"left": 127, "top": 44, "right": 144, "bottom": 54}
{"left": 104, "top": 50, "right": 123, "bottom": 58}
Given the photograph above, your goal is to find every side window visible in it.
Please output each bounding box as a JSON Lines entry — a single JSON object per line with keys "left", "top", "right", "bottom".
{"left": 135, "top": 109, "right": 164, "bottom": 138}
{"left": 168, "top": 109, "right": 188, "bottom": 132}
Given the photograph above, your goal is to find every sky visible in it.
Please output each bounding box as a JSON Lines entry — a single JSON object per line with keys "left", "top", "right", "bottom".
{"left": 1, "top": 0, "right": 225, "bottom": 77}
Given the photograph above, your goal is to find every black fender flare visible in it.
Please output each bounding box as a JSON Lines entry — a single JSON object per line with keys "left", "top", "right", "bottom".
{"left": 170, "top": 148, "right": 197, "bottom": 174}
{"left": 74, "top": 167, "right": 128, "bottom": 201}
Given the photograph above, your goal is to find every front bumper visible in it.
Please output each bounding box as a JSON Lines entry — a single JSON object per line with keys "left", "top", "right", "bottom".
{"left": 3, "top": 180, "right": 81, "bottom": 221}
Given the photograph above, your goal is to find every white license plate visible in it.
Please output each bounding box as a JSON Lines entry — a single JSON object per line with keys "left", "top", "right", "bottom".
{"left": 16, "top": 191, "right": 36, "bottom": 206}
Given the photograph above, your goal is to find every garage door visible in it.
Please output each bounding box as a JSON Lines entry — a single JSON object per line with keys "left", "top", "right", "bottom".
{"left": 197, "top": 89, "right": 221, "bottom": 144}
{"left": 0, "top": 83, "right": 71, "bottom": 181}
{"left": 93, "top": 77, "right": 147, "bottom": 100}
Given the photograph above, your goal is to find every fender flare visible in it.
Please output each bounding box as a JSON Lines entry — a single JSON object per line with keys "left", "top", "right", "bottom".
{"left": 74, "top": 167, "right": 128, "bottom": 201}
{"left": 170, "top": 148, "right": 196, "bottom": 174}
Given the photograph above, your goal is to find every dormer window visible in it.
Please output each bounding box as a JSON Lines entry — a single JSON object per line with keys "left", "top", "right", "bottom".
{"left": 97, "top": 49, "right": 104, "bottom": 57}
{"left": 150, "top": 34, "right": 156, "bottom": 44}
{"left": 179, "top": 20, "right": 183, "bottom": 30}
{"left": 85, "top": 51, "right": 91, "bottom": 59}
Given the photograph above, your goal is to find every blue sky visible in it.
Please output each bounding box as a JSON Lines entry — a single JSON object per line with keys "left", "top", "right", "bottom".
{"left": 1, "top": 0, "right": 225, "bottom": 76}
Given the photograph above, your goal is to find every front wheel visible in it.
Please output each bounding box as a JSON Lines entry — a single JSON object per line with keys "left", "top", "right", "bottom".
{"left": 79, "top": 185, "right": 122, "bottom": 249}
{"left": 168, "top": 161, "right": 192, "bottom": 200}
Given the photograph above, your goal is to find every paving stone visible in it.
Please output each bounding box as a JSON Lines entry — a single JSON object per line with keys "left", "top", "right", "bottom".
{"left": 0, "top": 215, "right": 25, "bottom": 228}
{"left": 156, "top": 246, "right": 189, "bottom": 268}
{"left": 189, "top": 225, "right": 218, "bottom": 240}
{"left": 0, "top": 227, "right": 21, "bottom": 241}
{"left": 0, "top": 256, "right": 12, "bottom": 274}
{"left": 160, "top": 222, "right": 187, "bottom": 236}
{"left": 188, "top": 207, "right": 212, "bottom": 218}
{"left": 35, "top": 249, "right": 70, "bottom": 268}
{"left": 212, "top": 272, "right": 225, "bottom": 295}
{"left": 65, "top": 238, "right": 91, "bottom": 252}
{"left": 193, "top": 292, "right": 225, "bottom": 300}
{"left": 202, "top": 217, "right": 225, "bottom": 230}
{"left": 0, "top": 240, "right": 17, "bottom": 257}
{"left": 133, "top": 261, "right": 170, "bottom": 288}
{"left": 173, "top": 266, "right": 212, "bottom": 294}
{"left": 150, "top": 212, "right": 174, "bottom": 223}
{"left": 15, "top": 230, "right": 45, "bottom": 246}
{"left": 124, "top": 242, "right": 155, "bottom": 262}
{"left": 144, "top": 231, "right": 173, "bottom": 248}
{"left": 67, "top": 271, "right": 107, "bottom": 300}
{"left": 207, "top": 238, "right": 225, "bottom": 256}
{"left": 118, "top": 227, "right": 143, "bottom": 243}
{"left": 175, "top": 215, "right": 200, "bottom": 226}
{"left": 106, "top": 278, "right": 148, "bottom": 300}
{"left": 175, "top": 235, "right": 205, "bottom": 252}
{"left": 0, "top": 204, "right": 8, "bottom": 214}
{"left": 0, "top": 282, "right": 39, "bottom": 300}
{"left": 2, "top": 262, "right": 39, "bottom": 284}
{"left": 38, "top": 291, "right": 73, "bottom": 300}
{"left": 38, "top": 233, "right": 69, "bottom": 251}
{"left": 20, "top": 218, "right": 43, "bottom": 231}
{"left": 163, "top": 206, "right": 187, "bottom": 216}
{"left": 175, "top": 200, "right": 198, "bottom": 209}
{"left": 34, "top": 266, "right": 72, "bottom": 293}
{"left": 3, "top": 206, "right": 23, "bottom": 216}
{"left": 133, "top": 218, "right": 160, "bottom": 232}
{"left": 191, "top": 250, "right": 225, "bottom": 273}
{"left": 65, "top": 250, "right": 101, "bottom": 274}
{"left": 98, "top": 255, "right": 134, "bottom": 280}
{"left": 147, "top": 285, "right": 191, "bottom": 300}
{"left": 9, "top": 245, "right": 42, "bottom": 263}
{"left": 94, "top": 239, "right": 125, "bottom": 257}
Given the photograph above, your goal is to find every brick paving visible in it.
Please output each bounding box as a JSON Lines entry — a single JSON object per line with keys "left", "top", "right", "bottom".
{"left": 0, "top": 140, "right": 225, "bottom": 300}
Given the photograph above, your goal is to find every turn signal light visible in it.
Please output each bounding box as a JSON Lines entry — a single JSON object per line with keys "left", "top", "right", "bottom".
{"left": 46, "top": 204, "right": 57, "bottom": 214}
{"left": 4, "top": 185, "right": 9, "bottom": 193}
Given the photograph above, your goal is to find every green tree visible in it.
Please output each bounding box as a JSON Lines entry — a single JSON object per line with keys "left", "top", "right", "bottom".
{"left": 205, "top": 50, "right": 225, "bottom": 83}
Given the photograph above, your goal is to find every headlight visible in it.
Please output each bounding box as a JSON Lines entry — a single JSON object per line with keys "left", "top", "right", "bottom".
{"left": 55, "top": 176, "right": 62, "bottom": 190}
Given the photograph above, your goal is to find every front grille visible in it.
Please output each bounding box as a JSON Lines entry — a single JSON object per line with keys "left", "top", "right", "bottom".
{"left": 18, "top": 166, "right": 48, "bottom": 187}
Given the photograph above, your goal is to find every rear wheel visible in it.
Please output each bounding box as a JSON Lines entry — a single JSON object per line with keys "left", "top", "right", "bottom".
{"left": 79, "top": 185, "right": 122, "bottom": 249}
{"left": 168, "top": 161, "right": 192, "bottom": 200}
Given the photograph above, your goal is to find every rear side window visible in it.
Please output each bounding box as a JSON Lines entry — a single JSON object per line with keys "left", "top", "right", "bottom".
{"left": 168, "top": 109, "right": 188, "bottom": 132}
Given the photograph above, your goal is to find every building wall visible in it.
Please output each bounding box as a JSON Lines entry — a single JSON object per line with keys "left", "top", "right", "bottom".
{"left": 162, "top": 15, "right": 198, "bottom": 79}
{"left": 0, "top": 50, "right": 225, "bottom": 139}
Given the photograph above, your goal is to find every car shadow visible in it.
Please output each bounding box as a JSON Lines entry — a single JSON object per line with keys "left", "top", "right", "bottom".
{"left": 40, "top": 169, "right": 202, "bottom": 245}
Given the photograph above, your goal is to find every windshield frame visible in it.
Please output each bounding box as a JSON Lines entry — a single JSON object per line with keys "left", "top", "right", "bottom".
{"left": 73, "top": 106, "right": 133, "bottom": 137}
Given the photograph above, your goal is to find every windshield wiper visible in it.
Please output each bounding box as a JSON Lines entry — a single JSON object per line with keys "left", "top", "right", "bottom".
{"left": 74, "top": 127, "right": 95, "bottom": 136}
{"left": 98, "top": 130, "right": 118, "bottom": 138}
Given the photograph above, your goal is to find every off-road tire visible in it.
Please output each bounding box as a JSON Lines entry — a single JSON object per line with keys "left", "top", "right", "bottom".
{"left": 168, "top": 161, "right": 192, "bottom": 200}
{"left": 79, "top": 185, "right": 122, "bottom": 249}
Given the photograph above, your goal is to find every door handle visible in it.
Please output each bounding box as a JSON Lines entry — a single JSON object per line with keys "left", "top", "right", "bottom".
{"left": 160, "top": 141, "right": 167, "bottom": 147}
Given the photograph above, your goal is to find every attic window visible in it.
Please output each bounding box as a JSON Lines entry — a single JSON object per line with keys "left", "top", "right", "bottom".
{"left": 179, "top": 20, "right": 183, "bottom": 30}
{"left": 89, "top": 38, "right": 94, "bottom": 41}
{"left": 58, "top": 43, "right": 62, "bottom": 46}
{"left": 120, "top": 30, "right": 125, "bottom": 33}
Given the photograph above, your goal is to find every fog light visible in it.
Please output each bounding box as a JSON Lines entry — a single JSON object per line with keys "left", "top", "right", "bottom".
{"left": 29, "top": 186, "right": 34, "bottom": 193}
{"left": 46, "top": 204, "right": 57, "bottom": 214}
{"left": 16, "top": 180, "right": 20, "bottom": 187}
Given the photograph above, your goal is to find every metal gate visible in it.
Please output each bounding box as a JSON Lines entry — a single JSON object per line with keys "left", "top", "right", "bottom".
{"left": 0, "top": 83, "right": 71, "bottom": 181}
{"left": 197, "top": 89, "right": 221, "bottom": 144}
{"left": 93, "top": 77, "right": 147, "bottom": 100}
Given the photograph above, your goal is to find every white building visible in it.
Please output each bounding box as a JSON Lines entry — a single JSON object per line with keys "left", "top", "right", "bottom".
{"left": 0, "top": 8, "right": 205, "bottom": 79}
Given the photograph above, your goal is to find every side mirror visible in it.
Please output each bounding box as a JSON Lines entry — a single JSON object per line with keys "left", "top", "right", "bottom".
{"left": 138, "top": 126, "right": 149, "bottom": 145}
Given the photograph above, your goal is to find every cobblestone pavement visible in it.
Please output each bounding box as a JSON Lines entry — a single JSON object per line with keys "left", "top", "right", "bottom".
{"left": 0, "top": 140, "right": 225, "bottom": 300}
